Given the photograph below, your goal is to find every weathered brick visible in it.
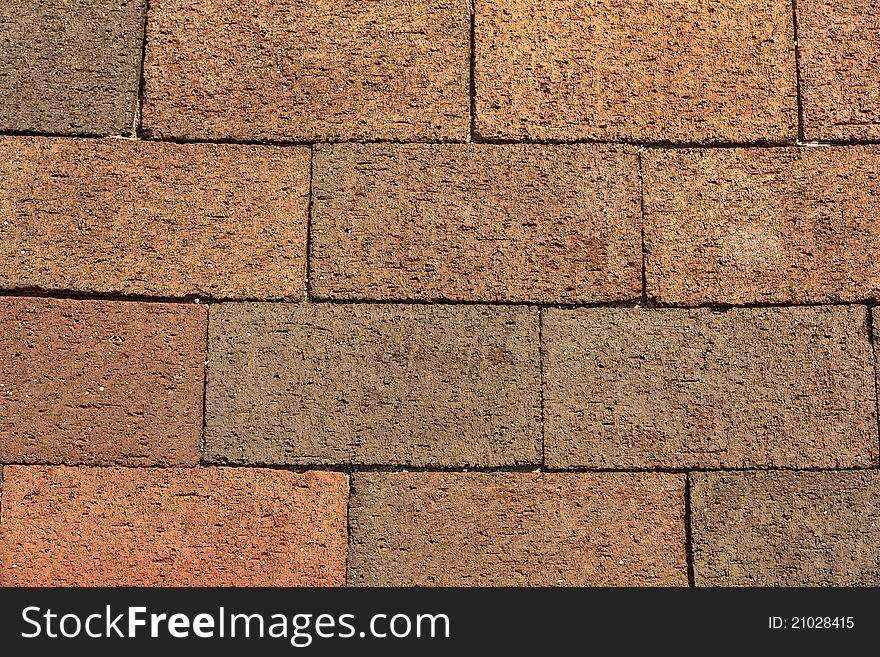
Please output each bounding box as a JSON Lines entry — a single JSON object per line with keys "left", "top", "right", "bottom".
{"left": 0, "top": 0, "right": 145, "bottom": 135}
{"left": 0, "top": 466, "right": 347, "bottom": 586}
{"left": 692, "top": 471, "right": 880, "bottom": 586}
{"left": 205, "top": 303, "right": 540, "bottom": 467}
{"left": 643, "top": 147, "right": 880, "bottom": 305}
{"left": 311, "top": 144, "right": 641, "bottom": 303}
{"left": 0, "top": 297, "right": 205, "bottom": 466}
{"left": 348, "top": 472, "right": 687, "bottom": 586}
{"left": 0, "top": 137, "right": 309, "bottom": 300}
{"left": 543, "top": 306, "right": 877, "bottom": 470}
{"left": 799, "top": 0, "right": 880, "bottom": 141}
{"left": 474, "top": 0, "right": 797, "bottom": 142}
{"left": 143, "top": 0, "right": 469, "bottom": 142}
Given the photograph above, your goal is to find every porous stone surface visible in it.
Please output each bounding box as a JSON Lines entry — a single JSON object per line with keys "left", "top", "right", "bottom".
{"left": 0, "top": 137, "right": 309, "bottom": 300}
{"left": 311, "top": 143, "right": 641, "bottom": 303}
{"left": 0, "top": 466, "right": 348, "bottom": 586}
{"left": 474, "top": 0, "right": 797, "bottom": 142}
{"left": 205, "top": 303, "right": 541, "bottom": 467}
{"left": 798, "top": 0, "right": 880, "bottom": 141}
{"left": 691, "top": 470, "right": 880, "bottom": 586}
{"left": 0, "top": 297, "right": 205, "bottom": 466}
{"left": 142, "top": 0, "right": 469, "bottom": 141}
{"left": 542, "top": 305, "right": 878, "bottom": 469}
{"left": 643, "top": 147, "right": 880, "bottom": 305}
{"left": 348, "top": 472, "right": 688, "bottom": 586}
{"left": 0, "top": 0, "right": 146, "bottom": 135}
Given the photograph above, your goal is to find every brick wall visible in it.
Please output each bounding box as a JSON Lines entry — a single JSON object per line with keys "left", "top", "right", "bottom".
{"left": 1, "top": 0, "right": 878, "bottom": 586}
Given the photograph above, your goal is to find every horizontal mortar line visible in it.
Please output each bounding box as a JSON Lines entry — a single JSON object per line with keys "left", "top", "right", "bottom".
{"left": 3, "top": 129, "right": 880, "bottom": 150}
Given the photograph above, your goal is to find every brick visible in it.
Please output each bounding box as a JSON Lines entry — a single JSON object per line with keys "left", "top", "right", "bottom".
{"left": 474, "top": 0, "right": 797, "bottom": 143}
{"left": 0, "top": 0, "right": 145, "bottom": 135}
{"left": 205, "top": 303, "right": 540, "bottom": 467}
{"left": 0, "top": 137, "right": 309, "bottom": 300}
{"left": 0, "top": 466, "right": 347, "bottom": 586}
{"left": 311, "top": 144, "right": 641, "bottom": 303}
{"left": 543, "top": 306, "right": 877, "bottom": 470}
{"left": 798, "top": 0, "right": 880, "bottom": 141}
{"left": 643, "top": 147, "right": 880, "bottom": 305}
{"left": 692, "top": 471, "right": 880, "bottom": 586}
{"left": 0, "top": 297, "right": 205, "bottom": 466}
{"left": 142, "top": 0, "right": 469, "bottom": 142}
{"left": 348, "top": 472, "right": 687, "bottom": 586}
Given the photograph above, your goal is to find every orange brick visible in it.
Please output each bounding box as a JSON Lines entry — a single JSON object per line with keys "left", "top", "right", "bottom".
{"left": 0, "top": 297, "right": 205, "bottom": 466}
{"left": 0, "top": 466, "right": 348, "bottom": 586}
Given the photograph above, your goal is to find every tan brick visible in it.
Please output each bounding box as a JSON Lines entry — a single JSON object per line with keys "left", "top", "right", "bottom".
{"left": 0, "top": 137, "right": 309, "bottom": 300}
{"left": 0, "top": 466, "right": 347, "bottom": 586}
{"left": 205, "top": 303, "right": 541, "bottom": 467}
{"left": 643, "top": 147, "right": 880, "bottom": 305}
{"left": 311, "top": 144, "right": 641, "bottom": 303}
{"left": 348, "top": 472, "right": 687, "bottom": 586}
{"left": 143, "top": 0, "right": 469, "bottom": 141}
{"left": 475, "top": 0, "right": 797, "bottom": 142}
{"left": 692, "top": 471, "right": 880, "bottom": 586}
{"left": 0, "top": 0, "right": 145, "bottom": 135}
{"left": 0, "top": 297, "right": 205, "bottom": 466}
{"left": 543, "top": 306, "right": 877, "bottom": 470}
{"left": 799, "top": 0, "right": 880, "bottom": 141}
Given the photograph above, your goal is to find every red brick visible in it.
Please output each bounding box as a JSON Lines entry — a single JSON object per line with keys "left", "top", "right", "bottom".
{"left": 798, "top": 0, "right": 880, "bottom": 141}
{"left": 0, "top": 297, "right": 205, "bottom": 466}
{"left": 543, "top": 306, "right": 878, "bottom": 470}
{"left": 475, "top": 0, "right": 797, "bottom": 142}
{"left": 142, "top": 0, "right": 469, "bottom": 142}
{"left": 311, "top": 144, "right": 641, "bottom": 303}
{"left": 0, "top": 137, "right": 309, "bottom": 300}
{"left": 0, "top": 0, "right": 146, "bottom": 136}
{"left": 643, "top": 147, "right": 880, "bottom": 305}
{"left": 348, "top": 472, "right": 687, "bottom": 586}
{"left": 0, "top": 466, "right": 347, "bottom": 586}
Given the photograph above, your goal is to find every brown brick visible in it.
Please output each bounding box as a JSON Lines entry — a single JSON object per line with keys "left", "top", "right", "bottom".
{"left": 0, "top": 0, "right": 145, "bottom": 135}
{"left": 799, "top": 0, "right": 880, "bottom": 141}
{"left": 0, "top": 137, "right": 309, "bottom": 300}
{"left": 0, "top": 466, "right": 347, "bottom": 586}
{"left": 475, "top": 0, "right": 797, "bottom": 142}
{"left": 643, "top": 147, "right": 880, "bottom": 305}
{"left": 348, "top": 472, "right": 687, "bottom": 586}
{"left": 311, "top": 144, "right": 641, "bottom": 303}
{"left": 692, "top": 471, "right": 880, "bottom": 586}
{"left": 142, "top": 0, "right": 469, "bottom": 142}
{"left": 0, "top": 297, "right": 205, "bottom": 466}
{"left": 543, "top": 306, "right": 877, "bottom": 470}
{"left": 205, "top": 303, "right": 540, "bottom": 467}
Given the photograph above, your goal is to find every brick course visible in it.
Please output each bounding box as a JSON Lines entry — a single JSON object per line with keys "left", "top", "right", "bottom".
{"left": 0, "top": 137, "right": 309, "bottom": 300}
{"left": 0, "top": 466, "right": 348, "bottom": 586}
{"left": 543, "top": 305, "right": 878, "bottom": 470}
{"left": 0, "top": 297, "right": 205, "bottom": 466}
{"left": 348, "top": 472, "right": 687, "bottom": 586}
{"left": 311, "top": 144, "right": 641, "bottom": 303}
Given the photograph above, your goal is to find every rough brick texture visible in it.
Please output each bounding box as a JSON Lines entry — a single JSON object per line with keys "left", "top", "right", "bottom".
{"left": 143, "top": 0, "right": 469, "bottom": 142}
{"left": 0, "top": 0, "right": 145, "bottom": 135}
{"left": 0, "top": 466, "right": 347, "bottom": 586}
{"left": 348, "top": 472, "right": 687, "bottom": 586}
{"left": 692, "top": 471, "right": 880, "bottom": 586}
{"left": 311, "top": 144, "right": 641, "bottom": 303}
{"left": 0, "top": 137, "right": 309, "bottom": 300}
{"left": 0, "top": 298, "right": 205, "bottom": 466}
{"left": 799, "top": 1, "right": 880, "bottom": 141}
{"left": 474, "top": 0, "right": 797, "bottom": 142}
{"left": 205, "top": 303, "right": 541, "bottom": 467}
{"left": 643, "top": 147, "right": 880, "bottom": 305}
{"left": 543, "top": 306, "right": 877, "bottom": 470}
